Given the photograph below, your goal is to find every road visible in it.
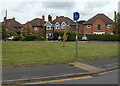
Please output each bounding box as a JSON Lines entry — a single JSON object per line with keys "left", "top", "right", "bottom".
{"left": 48, "top": 70, "right": 119, "bottom": 84}
{"left": 22, "top": 70, "right": 119, "bottom": 86}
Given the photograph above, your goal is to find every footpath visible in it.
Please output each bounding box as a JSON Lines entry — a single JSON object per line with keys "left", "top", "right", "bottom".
{"left": 2, "top": 57, "right": 119, "bottom": 85}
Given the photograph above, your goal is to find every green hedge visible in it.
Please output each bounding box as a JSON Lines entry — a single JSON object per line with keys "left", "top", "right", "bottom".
{"left": 24, "top": 34, "right": 45, "bottom": 41}
{"left": 87, "top": 34, "right": 120, "bottom": 41}
{"left": 67, "top": 31, "right": 82, "bottom": 41}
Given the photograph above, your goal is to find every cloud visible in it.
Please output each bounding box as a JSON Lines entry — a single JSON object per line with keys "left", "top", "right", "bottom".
{"left": 11, "top": 2, "right": 38, "bottom": 12}
{"left": 85, "top": 2, "right": 110, "bottom": 9}
{"left": 41, "top": 2, "right": 75, "bottom": 10}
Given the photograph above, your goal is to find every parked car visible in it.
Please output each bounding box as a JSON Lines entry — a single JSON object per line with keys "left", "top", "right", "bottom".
{"left": 7, "top": 36, "right": 14, "bottom": 41}
{"left": 82, "top": 35, "right": 88, "bottom": 41}
{"left": 48, "top": 36, "right": 58, "bottom": 41}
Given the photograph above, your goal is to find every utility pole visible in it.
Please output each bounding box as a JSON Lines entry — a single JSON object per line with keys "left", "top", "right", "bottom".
{"left": 76, "top": 20, "right": 78, "bottom": 58}
{"left": 4, "top": 10, "right": 7, "bottom": 42}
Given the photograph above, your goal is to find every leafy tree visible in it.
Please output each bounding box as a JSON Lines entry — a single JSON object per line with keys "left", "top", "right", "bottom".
{"left": 43, "top": 26, "right": 46, "bottom": 37}
{"left": 63, "top": 29, "right": 67, "bottom": 41}
{"left": 23, "top": 25, "right": 32, "bottom": 35}
{"left": 1, "top": 24, "right": 7, "bottom": 41}
{"left": 113, "top": 12, "right": 120, "bottom": 34}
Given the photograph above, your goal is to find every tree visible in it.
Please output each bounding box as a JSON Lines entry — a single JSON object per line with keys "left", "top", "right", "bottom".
{"left": 1, "top": 24, "right": 7, "bottom": 41}
{"left": 63, "top": 29, "right": 67, "bottom": 41}
{"left": 23, "top": 25, "right": 32, "bottom": 35}
{"left": 113, "top": 12, "right": 120, "bottom": 34}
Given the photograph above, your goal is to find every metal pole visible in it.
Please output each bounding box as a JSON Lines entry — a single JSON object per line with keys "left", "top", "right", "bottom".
{"left": 76, "top": 20, "right": 78, "bottom": 58}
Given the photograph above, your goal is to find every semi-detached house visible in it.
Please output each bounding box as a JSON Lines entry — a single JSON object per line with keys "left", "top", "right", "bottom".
{"left": 20, "top": 16, "right": 45, "bottom": 35}
{"left": 44, "top": 15, "right": 76, "bottom": 38}
{"left": 80, "top": 14, "right": 114, "bottom": 35}
{"left": 2, "top": 17, "right": 22, "bottom": 34}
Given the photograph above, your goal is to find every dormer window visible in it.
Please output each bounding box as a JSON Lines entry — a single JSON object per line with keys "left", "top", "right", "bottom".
{"left": 55, "top": 22, "right": 60, "bottom": 29}
{"left": 87, "top": 25, "right": 92, "bottom": 28}
{"left": 107, "top": 24, "right": 112, "bottom": 29}
{"left": 55, "top": 22, "right": 60, "bottom": 26}
{"left": 46, "top": 26, "right": 51, "bottom": 30}
{"left": 61, "top": 22, "right": 66, "bottom": 29}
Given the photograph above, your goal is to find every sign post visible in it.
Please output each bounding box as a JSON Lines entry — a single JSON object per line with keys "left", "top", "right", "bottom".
{"left": 73, "top": 12, "right": 79, "bottom": 58}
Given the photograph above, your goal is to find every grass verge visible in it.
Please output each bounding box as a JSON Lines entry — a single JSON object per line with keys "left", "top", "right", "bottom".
{"left": 2, "top": 41, "right": 118, "bottom": 67}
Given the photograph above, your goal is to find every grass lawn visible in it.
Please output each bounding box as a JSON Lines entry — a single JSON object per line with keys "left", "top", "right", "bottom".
{"left": 2, "top": 41, "right": 118, "bottom": 67}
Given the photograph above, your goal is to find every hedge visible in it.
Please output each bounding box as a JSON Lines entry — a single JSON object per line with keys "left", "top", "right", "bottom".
{"left": 87, "top": 34, "right": 120, "bottom": 41}
{"left": 24, "top": 34, "right": 45, "bottom": 41}
{"left": 67, "top": 31, "right": 82, "bottom": 41}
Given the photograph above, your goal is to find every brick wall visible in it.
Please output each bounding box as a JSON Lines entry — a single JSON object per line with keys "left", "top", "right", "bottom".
{"left": 82, "top": 19, "right": 113, "bottom": 35}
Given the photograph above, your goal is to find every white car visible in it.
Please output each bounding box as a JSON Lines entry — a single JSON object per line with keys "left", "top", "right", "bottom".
{"left": 82, "top": 36, "right": 88, "bottom": 41}
{"left": 8, "top": 36, "right": 14, "bottom": 40}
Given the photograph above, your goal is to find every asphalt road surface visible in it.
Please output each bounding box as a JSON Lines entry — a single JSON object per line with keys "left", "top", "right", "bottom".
{"left": 48, "top": 70, "right": 119, "bottom": 84}
{"left": 23, "top": 70, "right": 119, "bottom": 86}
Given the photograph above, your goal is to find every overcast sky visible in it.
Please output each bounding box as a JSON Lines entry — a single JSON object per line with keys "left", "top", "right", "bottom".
{"left": 0, "top": 0, "right": 119, "bottom": 24}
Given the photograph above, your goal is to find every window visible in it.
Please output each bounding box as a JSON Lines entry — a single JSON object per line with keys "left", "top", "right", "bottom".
{"left": 47, "top": 26, "right": 51, "bottom": 30}
{"left": 55, "top": 22, "right": 60, "bottom": 29}
{"left": 61, "top": 22, "right": 66, "bottom": 29}
{"left": 107, "top": 24, "right": 112, "bottom": 29}
{"left": 55, "top": 26, "right": 60, "bottom": 29}
{"left": 46, "top": 33, "right": 53, "bottom": 38}
{"left": 97, "top": 24, "right": 101, "bottom": 31}
{"left": 87, "top": 25, "right": 92, "bottom": 28}
{"left": 15, "top": 27, "right": 19, "bottom": 30}
{"left": 34, "top": 27, "right": 38, "bottom": 30}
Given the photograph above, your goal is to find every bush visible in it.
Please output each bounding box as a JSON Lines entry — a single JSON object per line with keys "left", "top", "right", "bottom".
{"left": 24, "top": 34, "right": 45, "bottom": 41}
{"left": 13, "top": 35, "right": 22, "bottom": 41}
{"left": 24, "top": 35, "right": 35, "bottom": 41}
{"left": 87, "top": 34, "right": 120, "bottom": 41}
{"left": 67, "top": 31, "right": 82, "bottom": 41}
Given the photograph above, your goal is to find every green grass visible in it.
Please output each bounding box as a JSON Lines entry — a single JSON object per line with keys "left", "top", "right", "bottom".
{"left": 2, "top": 41, "right": 118, "bottom": 67}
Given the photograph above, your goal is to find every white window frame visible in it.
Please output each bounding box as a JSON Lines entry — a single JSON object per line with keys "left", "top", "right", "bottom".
{"left": 34, "top": 27, "right": 38, "bottom": 30}
{"left": 46, "top": 33, "right": 53, "bottom": 38}
{"left": 61, "top": 22, "right": 66, "bottom": 29}
{"left": 46, "top": 25, "right": 51, "bottom": 30}
{"left": 55, "top": 22, "right": 60, "bottom": 29}
{"left": 87, "top": 25, "right": 92, "bottom": 28}
{"left": 107, "top": 24, "right": 112, "bottom": 29}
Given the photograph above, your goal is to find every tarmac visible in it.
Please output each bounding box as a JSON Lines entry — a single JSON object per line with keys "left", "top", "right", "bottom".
{"left": 2, "top": 57, "right": 119, "bottom": 85}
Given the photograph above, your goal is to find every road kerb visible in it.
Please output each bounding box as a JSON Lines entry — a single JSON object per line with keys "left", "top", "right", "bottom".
{"left": 2, "top": 67, "right": 119, "bottom": 85}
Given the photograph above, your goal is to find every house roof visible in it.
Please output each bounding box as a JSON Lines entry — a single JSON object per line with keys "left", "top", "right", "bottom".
{"left": 84, "top": 14, "right": 114, "bottom": 25}
{"left": 4, "top": 18, "right": 22, "bottom": 28}
{"left": 29, "top": 18, "right": 45, "bottom": 26}
{"left": 52, "top": 16, "right": 75, "bottom": 25}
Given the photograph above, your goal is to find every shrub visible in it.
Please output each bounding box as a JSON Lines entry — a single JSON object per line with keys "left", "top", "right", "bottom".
{"left": 24, "top": 35, "right": 35, "bottom": 41}
{"left": 13, "top": 35, "right": 22, "bottom": 41}
{"left": 87, "top": 34, "right": 120, "bottom": 41}
{"left": 24, "top": 34, "right": 45, "bottom": 41}
{"left": 67, "top": 31, "right": 82, "bottom": 41}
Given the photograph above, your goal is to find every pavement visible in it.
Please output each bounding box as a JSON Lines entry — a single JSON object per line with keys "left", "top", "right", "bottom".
{"left": 2, "top": 57, "right": 119, "bottom": 85}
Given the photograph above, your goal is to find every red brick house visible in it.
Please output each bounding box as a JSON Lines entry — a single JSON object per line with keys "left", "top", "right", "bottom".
{"left": 80, "top": 14, "right": 114, "bottom": 35}
{"left": 20, "top": 16, "right": 45, "bottom": 35}
{"left": 44, "top": 15, "right": 76, "bottom": 38}
{"left": 2, "top": 17, "right": 22, "bottom": 34}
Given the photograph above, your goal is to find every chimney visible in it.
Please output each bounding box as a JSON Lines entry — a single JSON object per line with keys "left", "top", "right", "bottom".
{"left": 4, "top": 10, "right": 7, "bottom": 24}
{"left": 13, "top": 17, "right": 15, "bottom": 21}
{"left": 56, "top": 16, "right": 58, "bottom": 19}
{"left": 4, "top": 17, "right": 6, "bottom": 24}
{"left": 42, "top": 15, "right": 45, "bottom": 26}
{"left": 48, "top": 15, "right": 52, "bottom": 22}
{"left": 114, "top": 11, "right": 117, "bottom": 23}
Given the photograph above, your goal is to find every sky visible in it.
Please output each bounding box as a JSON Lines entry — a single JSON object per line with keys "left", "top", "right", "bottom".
{"left": 0, "top": 0, "right": 119, "bottom": 24}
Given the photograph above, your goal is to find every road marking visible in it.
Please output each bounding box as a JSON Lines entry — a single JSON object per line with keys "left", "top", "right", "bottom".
{"left": 23, "top": 76, "right": 93, "bottom": 85}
